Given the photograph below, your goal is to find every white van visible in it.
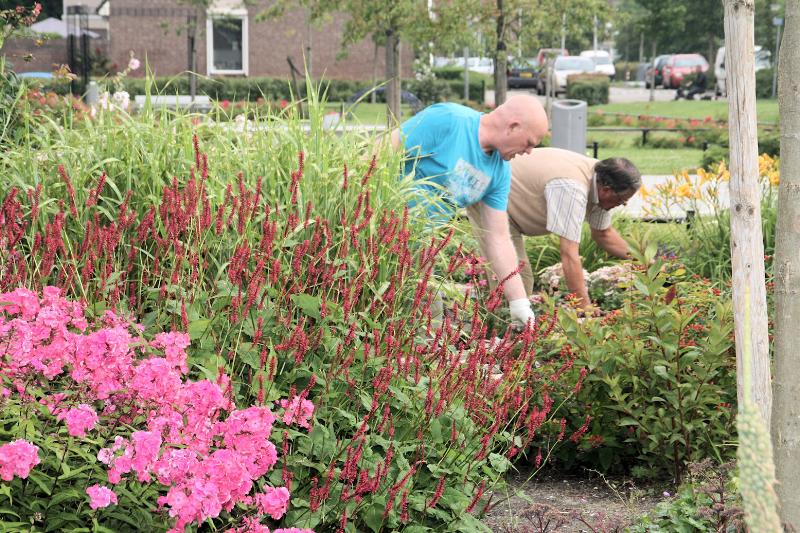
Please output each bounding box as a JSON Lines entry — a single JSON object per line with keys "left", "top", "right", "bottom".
{"left": 714, "top": 46, "right": 772, "bottom": 97}
{"left": 579, "top": 50, "right": 615, "bottom": 79}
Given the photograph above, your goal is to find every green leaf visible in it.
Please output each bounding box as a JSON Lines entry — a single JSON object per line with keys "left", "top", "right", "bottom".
{"left": 291, "top": 293, "right": 321, "bottom": 319}
{"left": 237, "top": 343, "right": 261, "bottom": 370}
{"left": 653, "top": 365, "right": 670, "bottom": 381}
{"left": 488, "top": 453, "right": 511, "bottom": 474}
{"left": 188, "top": 319, "right": 211, "bottom": 340}
{"left": 363, "top": 499, "right": 387, "bottom": 532}
{"left": 618, "top": 417, "right": 640, "bottom": 426}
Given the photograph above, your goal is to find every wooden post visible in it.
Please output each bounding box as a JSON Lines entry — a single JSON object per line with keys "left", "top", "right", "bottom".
{"left": 723, "top": 0, "right": 772, "bottom": 425}
{"left": 772, "top": 0, "right": 800, "bottom": 527}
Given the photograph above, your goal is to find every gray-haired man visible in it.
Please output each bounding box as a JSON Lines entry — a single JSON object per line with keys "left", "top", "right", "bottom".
{"left": 468, "top": 147, "right": 642, "bottom": 314}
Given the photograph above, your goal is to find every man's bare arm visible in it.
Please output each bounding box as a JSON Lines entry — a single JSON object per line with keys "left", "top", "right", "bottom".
{"left": 591, "top": 227, "right": 630, "bottom": 259}
{"left": 559, "top": 237, "right": 592, "bottom": 310}
{"left": 478, "top": 202, "right": 529, "bottom": 303}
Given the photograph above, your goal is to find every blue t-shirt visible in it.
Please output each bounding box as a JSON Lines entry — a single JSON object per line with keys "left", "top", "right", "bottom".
{"left": 400, "top": 103, "right": 511, "bottom": 219}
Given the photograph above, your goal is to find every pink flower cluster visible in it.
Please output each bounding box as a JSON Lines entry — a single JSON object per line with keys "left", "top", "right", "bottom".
{"left": 86, "top": 484, "right": 118, "bottom": 509}
{"left": 56, "top": 403, "right": 99, "bottom": 437}
{"left": 0, "top": 288, "right": 313, "bottom": 532}
{"left": 279, "top": 396, "right": 314, "bottom": 429}
{"left": 0, "top": 439, "right": 40, "bottom": 481}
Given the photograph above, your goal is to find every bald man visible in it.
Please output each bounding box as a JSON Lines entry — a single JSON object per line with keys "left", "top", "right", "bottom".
{"left": 391, "top": 95, "right": 549, "bottom": 328}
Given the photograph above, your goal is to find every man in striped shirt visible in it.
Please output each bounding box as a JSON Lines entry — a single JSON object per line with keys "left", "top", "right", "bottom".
{"left": 467, "top": 147, "right": 641, "bottom": 314}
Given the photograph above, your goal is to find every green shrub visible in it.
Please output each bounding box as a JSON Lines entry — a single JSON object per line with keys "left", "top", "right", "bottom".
{"left": 536, "top": 245, "right": 737, "bottom": 481}
{"left": 756, "top": 68, "right": 774, "bottom": 99}
{"left": 565, "top": 74, "right": 609, "bottom": 105}
{"left": 630, "top": 461, "right": 743, "bottom": 532}
{"left": 701, "top": 145, "right": 728, "bottom": 169}
{"left": 758, "top": 130, "right": 780, "bottom": 157}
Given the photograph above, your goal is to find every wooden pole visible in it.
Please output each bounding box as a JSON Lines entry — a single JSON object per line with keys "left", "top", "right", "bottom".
{"left": 723, "top": 0, "right": 772, "bottom": 425}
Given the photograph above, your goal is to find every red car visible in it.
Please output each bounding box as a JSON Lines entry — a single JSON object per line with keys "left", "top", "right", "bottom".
{"left": 662, "top": 53, "right": 709, "bottom": 89}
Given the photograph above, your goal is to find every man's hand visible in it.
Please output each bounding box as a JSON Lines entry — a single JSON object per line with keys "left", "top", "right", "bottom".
{"left": 509, "top": 298, "right": 536, "bottom": 329}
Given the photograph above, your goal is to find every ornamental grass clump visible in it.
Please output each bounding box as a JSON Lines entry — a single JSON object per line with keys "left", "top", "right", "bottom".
{"left": 0, "top": 98, "right": 580, "bottom": 530}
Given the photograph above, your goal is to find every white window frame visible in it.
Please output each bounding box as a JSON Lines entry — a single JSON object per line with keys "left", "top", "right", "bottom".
{"left": 206, "top": 8, "right": 248, "bottom": 76}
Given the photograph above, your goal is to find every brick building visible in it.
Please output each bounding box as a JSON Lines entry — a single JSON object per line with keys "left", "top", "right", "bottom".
{"left": 107, "top": 0, "right": 413, "bottom": 80}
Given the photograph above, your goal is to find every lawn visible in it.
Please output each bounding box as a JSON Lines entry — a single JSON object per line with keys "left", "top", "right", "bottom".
{"left": 589, "top": 145, "right": 704, "bottom": 175}
{"left": 591, "top": 99, "right": 779, "bottom": 125}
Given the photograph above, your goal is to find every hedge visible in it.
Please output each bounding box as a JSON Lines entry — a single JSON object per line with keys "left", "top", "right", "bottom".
{"left": 27, "top": 75, "right": 485, "bottom": 105}
{"left": 756, "top": 68, "right": 774, "bottom": 99}
{"left": 565, "top": 73, "right": 609, "bottom": 105}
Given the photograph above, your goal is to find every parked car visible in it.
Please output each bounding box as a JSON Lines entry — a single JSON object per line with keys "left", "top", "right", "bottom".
{"left": 662, "top": 53, "right": 709, "bottom": 89}
{"left": 645, "top": 54, "right": 673, "bottom": 88}
{"left": 579, "top": 50, "right": 615, "bottom": 80}
{"left": 537, "top": 55, "right": 595, "bottom": 95}
{"left": 536, "top": 48, "right": 568, "bottom": 66}
{"left": 714, "top": 45, "right": 771, "bottom": 96}
{"left": 507, "top": 57, "right": 539, "bottom": 88}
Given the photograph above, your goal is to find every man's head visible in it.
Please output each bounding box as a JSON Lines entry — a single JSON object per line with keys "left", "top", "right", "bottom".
{"left": 594, "top": 157, "right": 642, "bottom": 210}
{"left": 481, "top": 94, "right": 549, "bottom": 161}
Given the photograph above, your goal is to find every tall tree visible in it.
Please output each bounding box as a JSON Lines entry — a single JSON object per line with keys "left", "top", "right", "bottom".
{"left": 262, "top": 0, "right": 467, "bottom": 122}
{"left": 772, "top": 0, "right": 800, "bottom": 527}
{"left": 723, "top": 0, "right": 772, "bottom": 425}
{"left": 470, "top": 0, "right": 606, "bottom": 106}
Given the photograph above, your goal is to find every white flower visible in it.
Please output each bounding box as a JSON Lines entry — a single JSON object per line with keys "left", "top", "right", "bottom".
{"left": 97, "top": 91, "right": 111, "bottom": 110}
{"left": 112, "top": 91, "right": 130, "bottom": 111}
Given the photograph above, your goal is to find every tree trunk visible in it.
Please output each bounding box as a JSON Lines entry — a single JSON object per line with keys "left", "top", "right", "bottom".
{"left": 723, "top": 0, "right": 772, "bottom": 425}
{"left": 773, "top": 0, "right": 800, "bottom": 527}
{"left": 494, "top": 0, "right": 508, "bottom": 106}
{"left": 188, "top": 12, "right": 197, "bottom": 100}
{"left": 385, "top": 28, "right": 401, "bottom": 124}
{"left": 649, "top": 40, "right": 656, "bottom": 102}
{"left": 371, "top": 40, "right": 379, "bottom": 104}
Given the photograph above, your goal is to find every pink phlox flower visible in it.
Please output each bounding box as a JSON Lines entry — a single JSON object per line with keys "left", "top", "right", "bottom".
{"left": 279, "top": 396, "right": 315, "bottom": 429}
{"left": 158, "top": 449, "right": 252, "bottom": 530}
{"left": 0, "top": 288, "right": 41, "bottom": 319}
{"left": 226, "top": 516, "right": 272, "bottom": 533}
{"left": 128, "top": 57, "right": 141, "bottom": 71}
{"left": 98, "top": 435, "right": 127, "bottom": 465}
{"left": 57, "top": 403, "right": 99, "bottom": 437}
{"left": 86, "top": 484, "right": 118, "bottom": 509}
{"left": 0, "top": 439, "right": 40, "bottom": 481}
{"left": 218, "top": 407, "right": 278, "bottom": 477}
{"left": 151, "top": 332, "right": 190, "bottom": 374}
{"left": 152, "top": 448, "right": 200, "bottom": 485}
{"left": 274, "top": 529, "right": 316, "bottom": 533}
{"left": 130, "top": 430, "right": 162, "bottom": 482}
{"left": 130, "top": 357, "right": 182, "bottom": 403}
{"left": 255, "top": 486, "right": 290, "bottom": 520}
{"left": 70, "top": 326, "right": 135, "bottom": 399}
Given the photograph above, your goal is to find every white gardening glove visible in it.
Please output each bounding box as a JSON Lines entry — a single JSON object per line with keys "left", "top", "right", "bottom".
{"left": 508, "top": 298, "right": 536, "bottom": 330}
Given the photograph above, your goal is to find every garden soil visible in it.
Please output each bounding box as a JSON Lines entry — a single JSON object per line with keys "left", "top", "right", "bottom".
{"left": 483, "top": 466, "right": 665, "bottom": 532}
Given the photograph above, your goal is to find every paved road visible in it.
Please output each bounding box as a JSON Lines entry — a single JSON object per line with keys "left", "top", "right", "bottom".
{"left": 496, "top": 85, "right": 720, "bottom": 105}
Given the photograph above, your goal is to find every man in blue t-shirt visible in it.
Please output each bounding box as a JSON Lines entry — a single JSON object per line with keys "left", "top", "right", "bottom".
{"left": 390, "top": 94, "right": 548, "bottom": 328}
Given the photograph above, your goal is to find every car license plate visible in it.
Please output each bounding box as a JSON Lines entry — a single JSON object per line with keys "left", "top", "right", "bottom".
{"left": 521, "top": 72, "right": 532, "bottom": 78}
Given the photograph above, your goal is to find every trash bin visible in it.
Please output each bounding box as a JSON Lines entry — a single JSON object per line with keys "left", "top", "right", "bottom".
{"left": 550, "top": 99, "right": 587, "bottom": 155}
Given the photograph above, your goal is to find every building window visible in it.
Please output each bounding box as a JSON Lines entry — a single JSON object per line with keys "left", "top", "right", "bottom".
{"left": 206, "top": 12, "right": 248, "bottom": 75}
